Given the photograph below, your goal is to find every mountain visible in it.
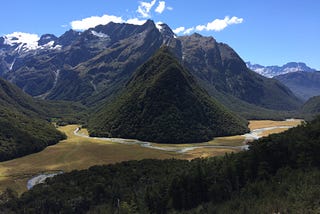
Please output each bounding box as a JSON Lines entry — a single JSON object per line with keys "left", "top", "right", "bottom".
{"left": 247, "top": 61, "right": 317, "bottom": 78}
{"left": 88, "top": 47, "right": 249, "bottom": 144}
{"left": 0, "top": 20, "right": 302, "bottom": 115}
{"left": 0, "top": 78, "right": 65, "bottom": 161}
{"left": 274, "top": 71, "right": 320, "bottom": 101}
{"left": 176, "top": 35, "right": 301, "bottom": 111}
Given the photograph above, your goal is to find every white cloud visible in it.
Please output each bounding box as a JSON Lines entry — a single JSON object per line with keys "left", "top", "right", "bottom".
{"left": 173, "top": 27, "right": 185, "bottom": 34}
{"left": 173, "top": 27, "right": 195, "bottom": 35}
{"left": 183, "top": 27, "right": 194, "bottom": 35}
{"left": 228, "top": 16, "right": 243, "bottom": 25}
{"left": 174, "top": 16, "right": 244, "bottom": 36}
{"left": 196, "top": 25, "right": 206, "bottom": 31}
{"left": 71, "top": 14, "right": 124, "bottom": 31}
{"left": 126, "top": 18, "right": 147, "bottom": 25}
{"left": 137, "top": 0, "right": 156, "bottom": 18}
{"left": 70, "top": 14, "right": 148, "bottom": 31}
{"left": 197, "top": 16, "right": 243, "bottom": 32}
{"left": 155, "top": 1, "right": 166, "bottom": 14}
{"left": 167, "top": 6, "right": 173, "bottom": 11}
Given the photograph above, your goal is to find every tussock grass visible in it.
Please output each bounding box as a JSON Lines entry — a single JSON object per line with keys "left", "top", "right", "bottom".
{"left": 249, "top": 119, "right": 302, "bottom": 130}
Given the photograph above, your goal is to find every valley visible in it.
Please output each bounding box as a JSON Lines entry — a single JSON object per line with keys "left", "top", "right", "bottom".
{"left": 0, "top": 11, "right": 318, "bottom": 212}
{"left": 0, "top": 0, "right": 319, "bottom": 212}
{"left": 0, "top": 119, "right": 301, "bottom": 195}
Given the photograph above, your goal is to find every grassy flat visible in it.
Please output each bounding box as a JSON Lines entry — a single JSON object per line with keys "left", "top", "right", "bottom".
{"left": 248, "top": 119, "right": 303, "bottom": 130}
{"left": 0, "top": 125, "right": 177, "bottom": 194}
{"left": 0, "top": 120, "right": 302, "bottom": 195}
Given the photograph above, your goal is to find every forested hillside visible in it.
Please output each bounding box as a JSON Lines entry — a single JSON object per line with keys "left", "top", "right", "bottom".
{"left": 0, "top": 78, "right": 66, "bottom": 161}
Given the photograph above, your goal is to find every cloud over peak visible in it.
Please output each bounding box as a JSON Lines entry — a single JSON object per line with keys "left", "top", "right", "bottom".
{"left": 70, "top": 14, "right": 148, "bottom": 31}
{"left": 70, "top": 1, "right": 173, "bottom": 31}
{"left": 71, "top": 15, "right": 124, "bottom": 31}
{"left": 175, "top": 16, "right": 244, "bottom": 35}
{"left": 173, "top": 27, "right": 185, "bottom": 34}
{"left": 197, "top": 16, "right": 243, "bottom": 32}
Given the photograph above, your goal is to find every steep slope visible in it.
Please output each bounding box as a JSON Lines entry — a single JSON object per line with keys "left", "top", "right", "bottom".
{"left": 301, "top": 95, "right": 320, "bottom": 115}
{"left": 274, "top": 71, "right": 320, "bottom": 101}
{"left": 176, "top": 34, "right": 302, "bottom": 110}
{"left": 49, "top": 20, "right": 165, "bottom": 103}
{"left": 88, "top": 47, "right": 249, "bottom": 144}
{"left": 0, "top": 78, "right": 65, "bottom": 161}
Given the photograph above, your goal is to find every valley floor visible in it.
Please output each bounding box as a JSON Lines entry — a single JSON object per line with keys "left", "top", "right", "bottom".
{"left": 0, "top": 119, "right": 302, "bottom": 195}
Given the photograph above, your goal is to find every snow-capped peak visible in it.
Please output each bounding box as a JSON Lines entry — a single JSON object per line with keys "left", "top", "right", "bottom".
{"left": 3, "top": 32, "right": 40, "bottom": 50}
{"left": 1, "top": 32, "right": 63, "bottom": 53}
{"left": 247, "top": 61, "right": 317, "bottom": 78}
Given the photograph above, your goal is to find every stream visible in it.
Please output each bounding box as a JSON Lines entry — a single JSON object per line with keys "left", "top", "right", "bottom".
{"left": 27, "top": 171, "right": 63, "bottom": 190}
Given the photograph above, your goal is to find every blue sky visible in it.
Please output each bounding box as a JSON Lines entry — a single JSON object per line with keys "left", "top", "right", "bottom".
{"left": 1, "top": 0, "right": 319, "bottom": 69}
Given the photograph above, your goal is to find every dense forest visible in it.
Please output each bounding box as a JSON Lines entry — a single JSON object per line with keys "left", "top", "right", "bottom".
{"left": 0, "top": 109, "right": 65, "bottom": 161}
{"left": 2, "top": 116, "right": 320, "bottom": 213}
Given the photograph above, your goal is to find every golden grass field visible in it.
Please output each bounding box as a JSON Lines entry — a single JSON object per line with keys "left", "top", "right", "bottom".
{"left": 0, "top": 120, "right": 302, "bottom": 195}
{"left": 248, "top": 119, "right": 303, "bottom": 130}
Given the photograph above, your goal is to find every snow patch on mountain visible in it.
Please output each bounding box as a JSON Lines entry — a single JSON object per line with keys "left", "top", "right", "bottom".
{"left": 9, "top": 58, "right": 16, "bottom": 71}
{"left": 91, "top": 30, "right": 109, "bottom": 38}
{"left": 38, "top": 41, "right": 62, "bottom": 50}
{"left": 1, "top": 32, "right": 63, "bottom": 53}
{"left": 4, "top": 32, "right": 40, "bottom": 50}
{"left": 156, "top": 22, "right": 164, "bottom": 32}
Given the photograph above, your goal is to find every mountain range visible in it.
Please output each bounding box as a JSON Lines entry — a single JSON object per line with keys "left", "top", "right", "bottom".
{"left": 246, "top": 61, "right": 317, "bottom": 78}
{"left": 0, "top": 20, "right": 302, "bottom": 120}
{"left": 247, "top": 61, "right": 320, "bottom": 101}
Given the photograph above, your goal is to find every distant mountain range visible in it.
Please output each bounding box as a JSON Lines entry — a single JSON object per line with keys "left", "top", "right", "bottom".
{"left": 246, "top": 62, "right": 317, "bottom": 78}
{"left": 0, "top": 20, "right": 302, "bottom": 121}
{"left": 247, "top": 62, "right": 320, "bottom": 101}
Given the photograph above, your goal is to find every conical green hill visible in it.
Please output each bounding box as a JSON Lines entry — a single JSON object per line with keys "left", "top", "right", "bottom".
{"left": 88, "top": 47, "right": 249, "bottom": 143}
